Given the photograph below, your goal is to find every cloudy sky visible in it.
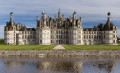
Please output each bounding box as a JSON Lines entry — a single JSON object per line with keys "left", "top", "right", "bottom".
{"left": 0, "top": 0, "right": 120, "bottom": 38}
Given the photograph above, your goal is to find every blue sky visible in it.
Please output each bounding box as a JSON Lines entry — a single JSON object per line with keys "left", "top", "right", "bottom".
{"left": 0, "top": 0, "right": 120, "bottom": 38}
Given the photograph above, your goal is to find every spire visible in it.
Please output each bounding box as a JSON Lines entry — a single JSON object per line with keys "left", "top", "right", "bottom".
{"left": 73, "top": 11, "right": 77, "bottom": 19}
{"left": 73, "top": 11, "right": 77, "bottom": 27}
{"left": 58, "top": 8, "right": 61, "bottom": 18}
{"left": 106, "top": 12, "right": 111, "bottom": 26}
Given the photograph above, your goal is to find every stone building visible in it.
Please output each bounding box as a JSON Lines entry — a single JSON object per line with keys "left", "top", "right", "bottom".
{"left": 4, "top": 10, "right": 118, "bottom": 45}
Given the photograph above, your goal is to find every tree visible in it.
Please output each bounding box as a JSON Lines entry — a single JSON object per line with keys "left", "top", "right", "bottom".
{"left": 0, "top": 39, "right": 4, "bottom": 44}
{"left": 117, "top": 37, "right": 120, "bottom": 43}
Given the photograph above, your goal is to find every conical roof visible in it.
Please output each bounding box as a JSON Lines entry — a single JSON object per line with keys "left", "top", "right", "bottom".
{"left": 104, "top": 12, "right": 114, "bottom": 30}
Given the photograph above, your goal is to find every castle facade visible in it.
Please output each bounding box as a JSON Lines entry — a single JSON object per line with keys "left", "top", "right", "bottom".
{"left": 4, "top": 10, "right": 118, "bottom": 45}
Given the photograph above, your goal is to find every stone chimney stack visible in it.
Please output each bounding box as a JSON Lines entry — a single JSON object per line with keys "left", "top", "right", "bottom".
{"left": 37, "top": 16, "right": 39, "bottom": 22}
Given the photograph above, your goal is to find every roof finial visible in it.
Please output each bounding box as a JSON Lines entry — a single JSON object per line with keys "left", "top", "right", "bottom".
{"left": 10, "top": 12, "right": 13, "bottom": 17}
{"left": 42, "top": 11, "right": 45, "bottom": 14}
{"left": 59, "top": 8, "right": 60, "bottom": 12}
{"left": 108, "top": 12, "right": 111, "bottom": 16}
{"left": 107, "top": 11, "right": 111, "bottom": 21}
{"left": 74, "top": 11, "right": 77, "bottom": 14}
{"left": 10, "top": 12, "right": 14, "bottom": 24}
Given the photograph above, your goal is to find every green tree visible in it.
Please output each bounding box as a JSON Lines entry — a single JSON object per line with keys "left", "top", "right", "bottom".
{"left": 0, "top": 39, "right": 4, "bottom": 44}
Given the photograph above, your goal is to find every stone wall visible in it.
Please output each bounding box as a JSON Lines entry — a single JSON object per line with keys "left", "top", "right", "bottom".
{"left": 0, "top": 50, "right": 120, "bottom": 57}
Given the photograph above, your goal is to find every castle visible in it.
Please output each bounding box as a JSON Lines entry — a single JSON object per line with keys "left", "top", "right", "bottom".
{"left": 4, "top": 9, "right": 118, "bottom": 45}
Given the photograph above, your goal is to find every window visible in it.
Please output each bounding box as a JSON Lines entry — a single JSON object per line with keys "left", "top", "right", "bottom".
{"left": 94, "top": 35, "right": 96, "bottom": 38}
{"left": 89, "top": 35, "right": 91, "bottom": 38}
{"left": 66, "top": 31, "right": 68, "bottom": 34}
{"left": 79, "top": 40, "right": 81, "bottom": 43}
{"left": 57, "top": 31, "right": 58, "bottom": 34}
{"left": 94, "top": 31, "right": 96, "bottom": 34}
{"left": 113, "top": 35, "right": 115, "bottom": 38}
{"left": 99, "top": 35, "right": 101, "bottom": 38}
{"left": 22, "top": 35, "right": 24, "bottom": 39}
{"left": 57, "top": 35, "right": 58, "bottom": 39}
{"left": 25, "top": 35, "right": 26, "bottom": 38}
{"left": 64, "top": 31, "right": 66, "bottom": 34}
{"left": 22, "top": 31, "right": 24, "bottom": 34}
{"left": 51, "top": 35, "right": 52, "bottom": 39}
{"left": 97, "top": 35, "right": 98, "bottom": 38}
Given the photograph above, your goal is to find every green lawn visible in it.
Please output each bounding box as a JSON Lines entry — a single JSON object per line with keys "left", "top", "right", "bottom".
{"left": 0, "top": 43, "right": 120, "bottom": 50}
{"left": 118, "top": 43, "right": 120, "bottom": 45}
{"left": 0, "top": 45, "right": 56, "bottom": 50}
{"left": 63, "top": 43, "right": 120, "bottom": 50}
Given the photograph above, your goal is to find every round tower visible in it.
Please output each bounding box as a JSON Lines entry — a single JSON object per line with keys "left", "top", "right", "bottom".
{"left": 103, "top": 12, "right": 114, "bottom": 45}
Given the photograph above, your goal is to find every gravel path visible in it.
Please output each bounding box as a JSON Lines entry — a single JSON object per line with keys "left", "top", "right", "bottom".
{"left": 53, "top": 45, "right": 65, "bottom": 50}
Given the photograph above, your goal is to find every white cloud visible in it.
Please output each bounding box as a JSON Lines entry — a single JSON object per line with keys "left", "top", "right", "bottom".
{"left": 0, "top": 0, "right": 120, "bottom": 16}
{"left": 0, "top": 0, "right": 120, "bottom": 23}
{"left": 0, "top": 0, "right": 120, "bottom": 38}
{"left": 117, "top": 28, "right": 120, "bottom": 38}
{"left": 0, "top": 25, "right": 4, "bottom": 39}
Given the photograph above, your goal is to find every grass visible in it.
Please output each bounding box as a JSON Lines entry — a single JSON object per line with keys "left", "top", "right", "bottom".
{"left": 0, "top": 43, "right": 120, "bottom": 50}
{"left": 63, "top": 43, "right": 120, "bottom": 50}
{"left": 0, "top": 45, "right": 56, "bottom": 50}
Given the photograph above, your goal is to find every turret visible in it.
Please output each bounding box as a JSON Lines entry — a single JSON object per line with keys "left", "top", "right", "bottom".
{"left": 58, "top": 9, "right": 61, "bottom": 18}
{"left": 58, "top": 9, "right": 61, "bottom": 27}
{"left": 42, "top": 11, "right": 47, "bottom": 27}
{"left": 10, "top": 12, "right": 14, "bottom": 26}
{"left": 73, "top": 11, "right": 77, "bottom": 27}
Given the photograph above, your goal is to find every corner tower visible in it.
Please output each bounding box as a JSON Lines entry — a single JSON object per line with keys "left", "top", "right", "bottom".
{"left": 4, "top": 12, "right": 16, "bottom": 45}
{"left": 103, "top": 12, "right": 118, "bottom": 45}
